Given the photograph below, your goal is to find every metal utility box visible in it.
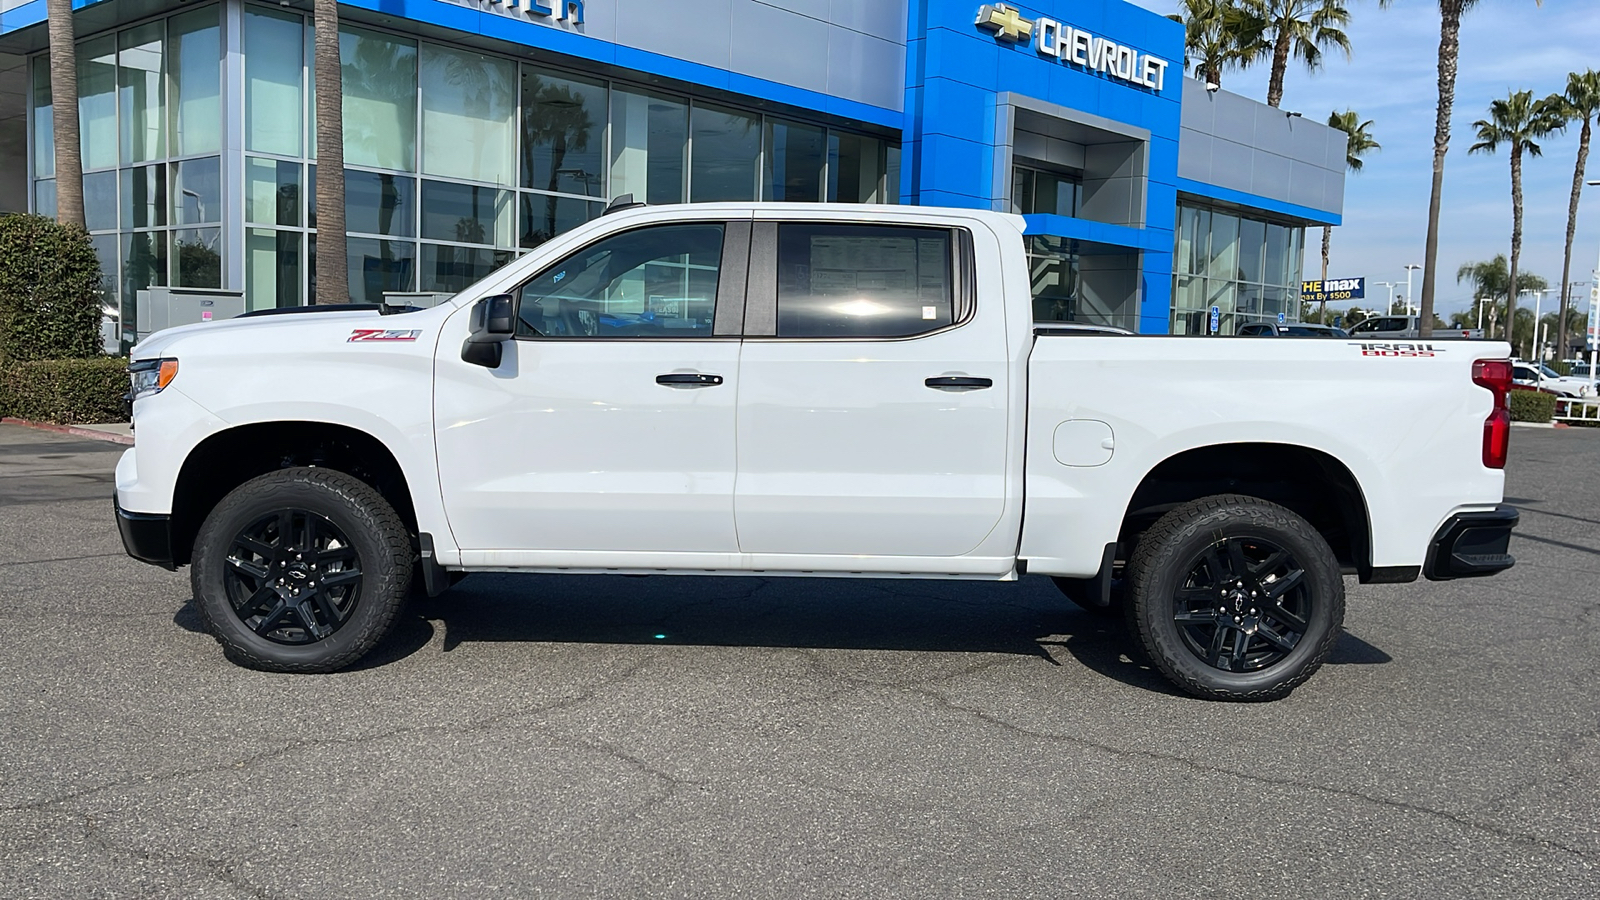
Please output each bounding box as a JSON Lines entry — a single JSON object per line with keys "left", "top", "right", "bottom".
{"left": 135, "top": 288, "right": 246, "bottom": 342}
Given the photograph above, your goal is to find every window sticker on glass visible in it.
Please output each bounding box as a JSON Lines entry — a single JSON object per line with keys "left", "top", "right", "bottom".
{"left": 775, "top": 224, "right": 953, "bottom": 338}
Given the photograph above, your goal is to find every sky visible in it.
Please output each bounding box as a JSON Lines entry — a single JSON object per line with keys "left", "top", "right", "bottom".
{"left": 1125, "top": 0, "right": 1600, "bottom": 320}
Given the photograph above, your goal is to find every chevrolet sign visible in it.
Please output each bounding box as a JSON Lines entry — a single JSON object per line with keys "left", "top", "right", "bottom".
{"left": 976, "top": 4, "right": 1169, "bottom": 93}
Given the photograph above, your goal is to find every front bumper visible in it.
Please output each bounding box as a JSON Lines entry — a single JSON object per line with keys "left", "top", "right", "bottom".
{"left": 115, "top": 495, "right": 177, "bottom": 570}
{"left": 1424, "top": 505, "right": 1518, "bottom": 581}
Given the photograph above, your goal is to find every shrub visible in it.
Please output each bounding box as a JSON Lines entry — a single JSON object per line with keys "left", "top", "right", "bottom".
{"left": 0, "top": 357, "right": 128, "bottom": 425}
{"left": 1508, "top": 389, "right": 1556, "bottom": 423}
{"left": 0, "top": 213, "right": 106, "bottom": 363}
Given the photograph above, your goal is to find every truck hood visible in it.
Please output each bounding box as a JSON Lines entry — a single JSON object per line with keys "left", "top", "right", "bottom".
{"left": 130, "top": 308, "right": 408, "bottom": 360}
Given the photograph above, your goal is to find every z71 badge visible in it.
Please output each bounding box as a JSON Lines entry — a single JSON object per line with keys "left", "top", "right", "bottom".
{"left": 348, "top": 329, "right": 422, "bottom": 342}
{"left": 1350, "top": 342, "right": 1441, "bottom": 357}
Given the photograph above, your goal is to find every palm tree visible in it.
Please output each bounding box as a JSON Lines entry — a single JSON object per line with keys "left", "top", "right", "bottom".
{"left": 1456, "top": 255, "right": 1546, "bottom": 345}
{"left": 1551, "top": 70, "right": 1600, "bottom": 361}
{"left": 1241, "top": 0, "right": 1351, "bottom": 109}
{"left": 45, "top": 0, "right": 82, "bottom": 228}
{"left": 1168, "top": 0, "right": 1268, "bottom": 89}
{"left": 1417, "top": 0, "right": 1544, "bottom": 340}
{"left": 1318, "top": 110, "right": 1378, "bottom": 322}
{"left": 1469, "top": 90, "right": 1565, "bottom": 351}
{"left": 313, "top": 0, "right": 347, "bottom": 304}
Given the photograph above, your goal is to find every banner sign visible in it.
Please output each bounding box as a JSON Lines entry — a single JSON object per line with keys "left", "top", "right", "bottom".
{"left": 1301, "top": 278, "right": 1365, "bottom": 305}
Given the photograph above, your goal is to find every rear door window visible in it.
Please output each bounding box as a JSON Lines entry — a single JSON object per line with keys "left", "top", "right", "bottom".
{"left": 772, "top": 223, "right": 954, "bottom": 338}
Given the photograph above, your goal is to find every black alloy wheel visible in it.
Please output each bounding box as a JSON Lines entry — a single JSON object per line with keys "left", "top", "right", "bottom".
{"left": 192, "top": 467, "right": 413, "bottom": 673}
{"left": 1125, "top": 495, "right": 1344, "bottom": 701}
{"left": 1171, "top": 536, "right": 1310, "bottom": 673}
{"left": 223, "top": 509, "right": 363, "bottom": 644}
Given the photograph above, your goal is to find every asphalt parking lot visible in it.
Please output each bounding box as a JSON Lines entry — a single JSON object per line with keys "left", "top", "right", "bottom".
{"left": 2, "top": 422, "right": 1597, "bottom": 898}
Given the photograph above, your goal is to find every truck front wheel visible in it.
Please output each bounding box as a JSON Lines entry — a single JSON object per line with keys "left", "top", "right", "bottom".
{"left": 191, "top": 468, "right": 413, "bottom": 673}
{"left": 1125, "top": 495, "right": 1344, "bottom": 701}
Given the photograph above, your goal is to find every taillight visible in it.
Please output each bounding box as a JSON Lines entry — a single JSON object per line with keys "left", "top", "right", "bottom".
{"left": 1472, "top": 359, "right": 1512, "bottom": 469}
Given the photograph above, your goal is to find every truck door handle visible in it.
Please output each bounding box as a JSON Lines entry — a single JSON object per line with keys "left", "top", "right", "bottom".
{"left": 656, "top": 373, "right": 724, "bottom": 387}
{"left": 925, "top": 376, "right": 993, "bottom": 390}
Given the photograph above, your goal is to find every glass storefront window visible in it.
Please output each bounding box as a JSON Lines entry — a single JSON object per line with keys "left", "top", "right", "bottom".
{"left": 246, "top": 157, "right": 301, "bottom": 227}
{"left": 173, "top": 228, "right": 222, "bottom": 287}
{"left": 169, "top": 7, "right": 221, "bottom": 156}
{"left": 1237, "top": 217, "right": 1264, "bottom": 284}
{"left": 247, "top": 228, "right": 301, "bottom": 310}
{"left": 83, "top": 171, "right": 119, "bottom": 233}
{"left": 122, "top": 231, "right": 168, "bottom": 297}
{"left": 827, "top": 133, "right": 885, "bottom": 203}
{"left": 34, "top": 180, "right": 56, "bottom": 219}
{"left": 521, "top": 66, "right": 606, "bottom": 198}
{"left": 118, "top": 23, "right": 167, "bottom": 165}
{"left": 519, "top": 192, "right": 603, "bottom": 249}
{"left": 609, "top": 88, "right": 686, "bottom": 205}
{"left": 347, "top": 238, "right": 416, "bottom": 304}
{"left": 763, "top": 119, "right": 824, "bottom": 202}
{"left": 1013, "top": 165, "right": 1082, "bottom": 218}
{"left": 79, "top": 36, "right": 118, "bottom": 171}
{"left": 172, "top": 157, "right": 221, "bottom": 225}
{"left": 690, "top": 104, "right": 759, "bottom": 202}
{"left": 244, "top": 8, "right": 303, "bottom": 157}
{"left": 348, "top": 171, "right": 416, "bottom": 237}
{"left": 341, "top": 27, "right": 417, "bottom": 171}
{"left": 420, "top": 44, "right": 516, "bottom": 185}
{"left": 31, "top": 56, "right": 53, "bottom": 179}
{"left": 420, "top": 180, "right": 512, "bottom": 246}
{"left": 121, "top": 165, "right": 167, "bottom": 229}
{"left": 419, "top": 245, "right": 513, "bottom": 294}
{"left": 1206, "top": 211, "right": 1238, "bottom": 282}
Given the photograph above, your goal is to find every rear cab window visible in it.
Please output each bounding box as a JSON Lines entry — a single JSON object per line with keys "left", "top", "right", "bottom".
{"left": 746, "top": 221, "right": 972, "bottom": 339}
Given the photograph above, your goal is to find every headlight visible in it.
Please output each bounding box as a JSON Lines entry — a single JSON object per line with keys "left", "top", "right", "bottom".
{"left": 128, "top": 358, "right": 179, "bottom": 401}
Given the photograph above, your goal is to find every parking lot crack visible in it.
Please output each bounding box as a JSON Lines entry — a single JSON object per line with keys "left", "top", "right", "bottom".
{"left": 904, "top": 685, "right": 1598, "bottom": 863}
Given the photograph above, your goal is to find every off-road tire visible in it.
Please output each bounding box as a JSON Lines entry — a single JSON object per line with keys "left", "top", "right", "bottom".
{"left": 192, "top": 467, "right": 413, "bottom": 673}
{"left": 1125, "top": 495, "right": 1343, "bottom": 701}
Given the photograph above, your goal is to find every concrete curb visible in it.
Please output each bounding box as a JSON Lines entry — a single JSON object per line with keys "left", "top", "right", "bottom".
{"left": 1, "top": 417, "right": 134, "bottom": 445}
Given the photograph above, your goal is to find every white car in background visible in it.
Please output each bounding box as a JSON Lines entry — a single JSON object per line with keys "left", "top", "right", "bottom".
{"left": 1511, "top": 361, "right": 1595, "bottom": 398}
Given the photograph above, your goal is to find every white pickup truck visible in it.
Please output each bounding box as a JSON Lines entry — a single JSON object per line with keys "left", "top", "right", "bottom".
{"left": 115, "top": 202, "right": 1519, "bottom": 700}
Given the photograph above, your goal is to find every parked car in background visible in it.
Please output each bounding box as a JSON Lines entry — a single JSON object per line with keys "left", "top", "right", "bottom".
{"left": 1511, "top": 361, "right": 1596, "bottom": 398}
{"left": 1238, "top": 323, "right": 1350, "bottom": 337}
{"left": 1347, "top": 316, "right": 1484, "bottom": 340}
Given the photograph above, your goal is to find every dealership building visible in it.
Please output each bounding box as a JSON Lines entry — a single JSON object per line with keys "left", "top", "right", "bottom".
{"left": 0, "top": 0, "right": 1347, "bottom": 340}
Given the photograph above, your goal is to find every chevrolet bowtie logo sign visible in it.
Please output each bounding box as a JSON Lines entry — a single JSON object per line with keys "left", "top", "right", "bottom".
{"left": 976, "top": 4, "right": 1035, "bottom": 43}
{"left": 973, "top": 3, "right": 1171, "bottom": 93}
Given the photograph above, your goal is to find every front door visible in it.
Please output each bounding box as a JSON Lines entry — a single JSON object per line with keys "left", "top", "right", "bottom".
{"left": 733, "top": 219, "right": 1011, "bottom": 558}
{"left": 436, "top": 220, "right": 747, "bottom": 554}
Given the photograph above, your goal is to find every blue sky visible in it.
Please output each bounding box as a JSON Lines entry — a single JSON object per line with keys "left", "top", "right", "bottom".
{"left": 1126, "top": 0, "right": 1600, "bottom": 320}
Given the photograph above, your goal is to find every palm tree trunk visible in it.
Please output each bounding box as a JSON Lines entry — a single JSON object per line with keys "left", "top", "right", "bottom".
{"left": 1507, "top": 142, "right": 1523, "bottom": 353}
{"left": 1558, "top": 116, "right": 1591, "bottom": 361}
{"left": 45, "top": 0, "right": 83, "bottom": 228}
{"left": 1319, "top": 225, "right": 1331, "bottom": 324}
{"left": 313, "top": 0, "right": 347, "bottom": 304}
{"left": 1419, "top": 2, "right": 1466, "bottom": 340}
{"left": 1266, "top": 25, "right": 1290, "bottom": 108}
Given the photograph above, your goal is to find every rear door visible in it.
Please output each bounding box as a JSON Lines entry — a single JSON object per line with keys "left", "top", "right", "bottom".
{"left": 731, "top": 216, "right": 1010, "bottom": 557}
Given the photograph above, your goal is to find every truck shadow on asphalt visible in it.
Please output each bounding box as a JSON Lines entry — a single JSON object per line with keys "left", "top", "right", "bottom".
{"left": 175, "top": 572, "right": 1392, "bottom": 693}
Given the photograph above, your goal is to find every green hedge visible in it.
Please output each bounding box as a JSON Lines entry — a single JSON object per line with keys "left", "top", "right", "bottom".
{"left": 0, "top": 213, "right": 105, "bottom": 363}
{"left": 0, "top": 357, "right": 128, "bottom": 425}
{"left": 1508, "top": 389, "right": 1556, "bottom": 423}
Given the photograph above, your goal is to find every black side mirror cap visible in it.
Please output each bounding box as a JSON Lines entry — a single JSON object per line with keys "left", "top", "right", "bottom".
{"left": 462, "top": 294, "right": 515, "bottom": 368}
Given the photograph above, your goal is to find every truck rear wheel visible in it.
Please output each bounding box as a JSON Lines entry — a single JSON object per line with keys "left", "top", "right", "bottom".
{"left": 191, "top": 468, "right": 413, "bottom": 673}
{"left": 1125, "top": 495, "right": 1343, "bottom": 701}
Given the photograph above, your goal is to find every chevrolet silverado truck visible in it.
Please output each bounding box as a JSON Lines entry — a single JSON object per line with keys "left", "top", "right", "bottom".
{"left": 115, "top": 202, "right": 1519, "bottom": 700}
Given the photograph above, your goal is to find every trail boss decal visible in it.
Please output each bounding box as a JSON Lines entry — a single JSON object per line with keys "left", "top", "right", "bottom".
{"left": 348, "top": 329, "right": 423, "bottom": 342}
{"left": 1351, "top": 342, "right": 1442, "bottom": 357}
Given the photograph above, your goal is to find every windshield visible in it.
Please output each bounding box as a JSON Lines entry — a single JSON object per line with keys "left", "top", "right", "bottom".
{"left": 1538, "top": 364, "right": 1562, "bottom": 379}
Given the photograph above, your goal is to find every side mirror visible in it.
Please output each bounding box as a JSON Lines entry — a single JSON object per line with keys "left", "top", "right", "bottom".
{"left": 461, "top": 294, "right": 515, "bottom": 368}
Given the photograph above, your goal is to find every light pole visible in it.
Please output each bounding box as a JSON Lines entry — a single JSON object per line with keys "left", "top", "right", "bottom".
{"left": 1404, "top": 264, "right": 1423, "bottom": 321}
{"left": 1477, "top": 297, "right": 1493, "bottom": 332}
{"left": 1588, "top": 180, "right": 1599, "bottom": 392}
{"left": 1531, "top": 288, "right": 1546, "bottom": 361}
{"left": 1379, "top": 281, "right": 1398, "bottom": 315}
